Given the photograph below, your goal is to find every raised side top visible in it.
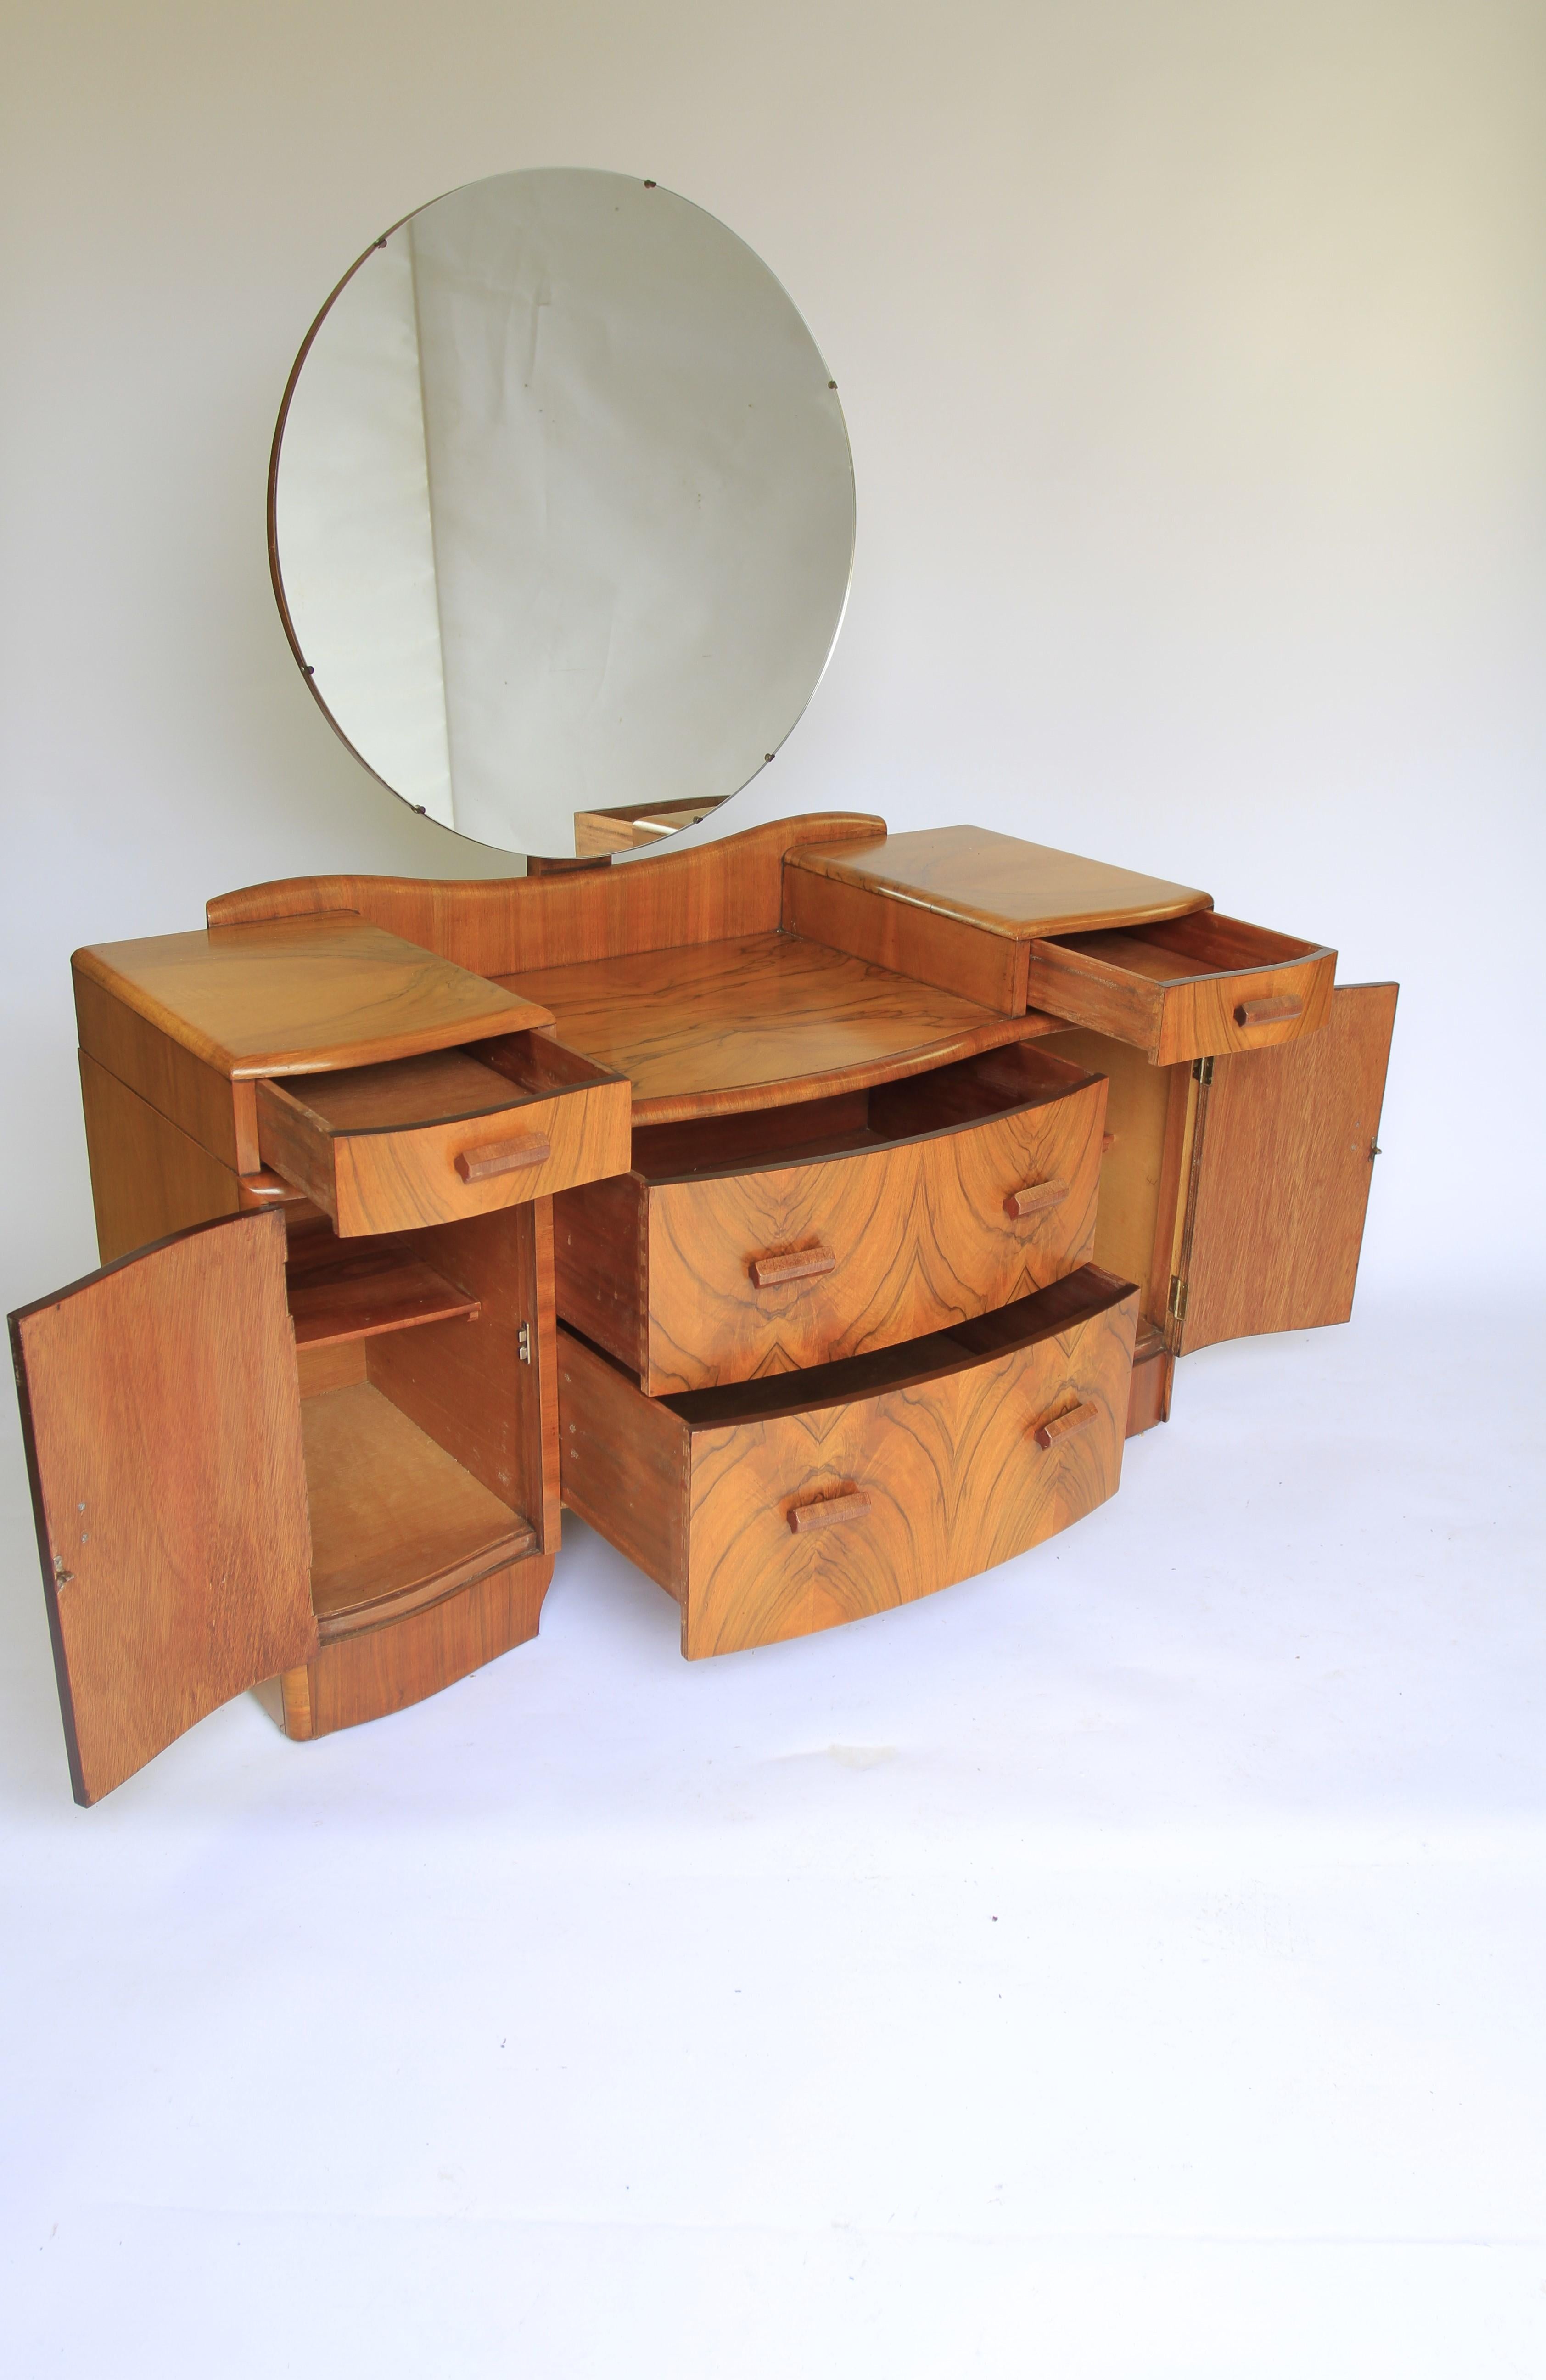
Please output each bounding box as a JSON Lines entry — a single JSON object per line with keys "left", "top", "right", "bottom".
{"left": 73, "top": 915, "right": 552, "bottom": 1079}
{"left": 785, "top": 826, "right": 1210, "bottom": 941}
{"left": 205, "top": 813, "right": 888, "bottom": 977}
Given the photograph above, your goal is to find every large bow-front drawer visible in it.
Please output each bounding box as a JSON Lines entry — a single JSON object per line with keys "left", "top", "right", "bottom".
{"left": 255, "top": 1032, "right": 630, "bottom": 1235}
{"left": 558, "top": 1265, "right": 1138, "bottom": 1657}
{"left": 553, "top": 1042, "right": 1107, "bottom": 1395}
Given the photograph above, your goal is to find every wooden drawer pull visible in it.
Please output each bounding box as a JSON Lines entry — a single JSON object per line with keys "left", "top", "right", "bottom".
{"left": 1004, "top": 1176, "right": 1069, "bottom": 1221}
{"left": 789, "top": 1486, "right": 872, "bottom": 1535}
{"left": 453, "top": 1133, "right": 552, "bottom": 1184}
{"left": 1033, "top": 1400, "right": 1099, "bottom": 1450}
{"left": 1234, "top": 994, "right": 1301, "bottom": 1028}
{"left": 749, "top": 1245, "right": 836, "bottom": 1289}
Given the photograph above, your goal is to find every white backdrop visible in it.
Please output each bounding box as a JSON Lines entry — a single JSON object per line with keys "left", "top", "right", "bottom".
{"left": 2, "top": 6, "right": 1543, "bottom": 2373}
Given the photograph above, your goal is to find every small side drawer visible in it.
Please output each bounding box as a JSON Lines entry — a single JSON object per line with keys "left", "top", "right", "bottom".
{"left": 257, "top": 1032, "right": 630, "bottom": 1236}
{"left": 558, "top": 1265, "right": 1138, "bottom": 1657}
{"left": 1026, "top": 913, "right": 1334, "bottom": 1064}
{"left": 555, "top": 1041, "right": 1107, "bottom": 1395}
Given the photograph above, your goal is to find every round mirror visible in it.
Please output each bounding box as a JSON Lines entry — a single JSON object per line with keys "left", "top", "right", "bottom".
{"left": 270, "top": 168, "right": 855, "bottom": 859}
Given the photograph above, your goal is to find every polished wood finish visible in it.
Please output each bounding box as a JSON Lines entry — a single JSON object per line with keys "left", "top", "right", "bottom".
{"left": 1033, "top": 1399, "right": 1098, "bottom": 1449}
{"left": 1004, "top": 1176, "right": 1068, "bottom": 1220}
{"left": 786, "top": 825, "right": 1210, "bottom": 941}
{"left": 748, "top": 1246, "right": 837, "bottom": 1289}
{"left": 782, "top": 862, "right": 1028, "bottom": 1013}
{"left": 1236, "top": 994, "right": 1302, "bottom": 1028}
{"left": 555, "top": 1045, "right": 1105, "bottom": 1393}
{"left": 1176, "top": 983, "right": 1398, "bottom": 1353}
{"left": 364, "top": 1197, "right": 560, "bottom": 1553}
{"left": 75, "top": 966, "right": 256, "bottom": 1170}
{"left": 559, "top": 1266, "right": 1137, "bottom": 1656}
{"left": 500, "top": 930, "right": 1060, "bottom": 1125}
{"left": 283, "top": 1197, "right": 554, "bottom": 1645}
{"left": 261, "top": 1555, "right": 552, "bottom": 1740}
{"left": 454, "top": 1134, "right": 551, "bottom": 1183}
{"left": 74, "top": 915, "right": 550, "bottom": 1079}
{"left": 1027, "top": 912, "right": 1334, "bottom": 1065}
{"left": 301, "top": 1381, "right": 535, "bottom": 1637}
{"left": 79, "top": 1051, "right": 242, "bottom": 1265}
{"left": 255, "top": 1037, "right": 629, "bottom": 1236}
{"left": 17, "top": 809, "right": 1398, "bottom": 1786}
{"left": 295, "top": 1337, "right": 367, "bottom": 1396}
{"left": 206, "top": 813, "right": 886, "bottom": 973}
{"left": 1036, "top": 1027, "right": 1193, "bottom": 1332}
{"left": 789, "top": 1486, "right": 872, "bottom": 1534}
{"left": 284, "top": 1228, "right": 480, "bottom": 1350}
{"left": 1125, "top": 1324, "right": 1171, "bottom": 1437}
{"left": 8, "top": 1211, "right": 317, "bottom": 1804}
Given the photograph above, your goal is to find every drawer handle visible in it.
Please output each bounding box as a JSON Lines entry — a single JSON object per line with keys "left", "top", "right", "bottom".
{"left": 454, "top": 1133, "right": 552, "bottom": 1184}
{"left": 1234, "top": 994, "right": 1301, "bottom": 1028}
{"left": 789, "top": 1485, "right": 872, "bottom": 1535}
{"left": 749, "top": 1245, "right": 836, "bottom": 1289}
{"left": 1033, "top": 1400, "right": 1099, "bottom": 1450}
{"left": 1004, "top": 1176, "right": 1069, "bottom": 1221}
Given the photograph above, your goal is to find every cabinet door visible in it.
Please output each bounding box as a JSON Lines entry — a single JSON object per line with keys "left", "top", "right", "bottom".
{"left": 1176, "top": 982, "right": 1397, "bottom": 1356}
{"left": 9, "top": 1209, "right": 317, "bottom": 1804}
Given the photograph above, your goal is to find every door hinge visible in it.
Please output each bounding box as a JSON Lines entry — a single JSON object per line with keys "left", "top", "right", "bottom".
{"left": 1168, "top": 1274, "right": 1189, "bottom": 1322}
{"left": 1193, "top": 1056, "right": 1214, "bottom": 1086}
{"left": 518, "top": 1320, "right": 532, "bottom": 1364}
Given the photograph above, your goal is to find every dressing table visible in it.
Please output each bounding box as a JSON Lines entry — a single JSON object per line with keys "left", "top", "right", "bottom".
{"left": 9, "top": 172, "right": 1395, "bottom": 1802}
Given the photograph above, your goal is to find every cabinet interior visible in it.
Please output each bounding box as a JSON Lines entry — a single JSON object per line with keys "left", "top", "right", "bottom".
{"left": 285, "top": 1205, "right": 541, "bottom": 1636}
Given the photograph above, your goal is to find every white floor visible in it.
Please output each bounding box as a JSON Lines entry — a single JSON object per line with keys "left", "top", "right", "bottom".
{"left": 2, "top": 1297, "right": 1542, "bottom": 2378}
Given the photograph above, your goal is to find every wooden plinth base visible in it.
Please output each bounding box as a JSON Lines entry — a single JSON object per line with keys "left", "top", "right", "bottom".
{"left": 255, "top": 1553, "right": 552, "bottom": 1740}
{"left": 1125, "top": 1335, "right": 1173, "bottom": 1437}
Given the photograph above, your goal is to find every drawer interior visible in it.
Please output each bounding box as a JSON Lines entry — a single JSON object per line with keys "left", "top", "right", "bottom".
{"left": 285, "top": 1207, "right": 542, "bottom": 1637}
{"left": 276, "top": 1028, "right": 612, "bottom": 1138}
{"left": 657, "top": 1263, "right": 1134, "bottom": 1427}
{"left": 630, "top": 1040, "right": 1099, "bottom": 1184}
{"left": 1039, "top": 911, "right": 1320, "bottom": 983}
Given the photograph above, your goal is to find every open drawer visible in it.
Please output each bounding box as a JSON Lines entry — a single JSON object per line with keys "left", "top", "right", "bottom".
{"left": 554, "top": 1041, "right": 1107, "bottom": 1395}
{"left": 1026, "top": 913, "right": 1334, "bottom": 1065}
{"left": 558, "top": 1265, "right": 1137, "bottom": 1657}
{"left": 256, "top": 1030, "right": 630, "bottom": 1235}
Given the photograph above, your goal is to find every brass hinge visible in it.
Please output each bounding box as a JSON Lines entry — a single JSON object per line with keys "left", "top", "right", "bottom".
{"left": 1168, "top": 1274, "right": 1189, "bottom": 1322}
{"left": 517, "top": 1321, "right": 532, "bottom": 1364}
{"left": 1193, "top": 1056, "right": 1214, "bottom": 1086}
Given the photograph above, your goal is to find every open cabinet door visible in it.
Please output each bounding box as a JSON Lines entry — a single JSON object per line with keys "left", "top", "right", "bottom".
{"left": 9, "top": 1208, "right": 317, "bottom": 1804}
{"left": 1176, "top": 982, "right": 1397, "bottom": 1357}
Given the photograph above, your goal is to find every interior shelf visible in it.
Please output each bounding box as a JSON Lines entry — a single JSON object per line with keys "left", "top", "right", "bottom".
{"left": 300, "top": 1382, "right": 535, "bottom": 1636}
{"left": 285, "top": 1237, "right": 481, "bottom": 1350}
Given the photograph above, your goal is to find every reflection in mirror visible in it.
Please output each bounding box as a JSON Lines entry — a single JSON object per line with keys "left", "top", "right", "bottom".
{"left": 271, "top": 168, "right": 855, "bottom": 859}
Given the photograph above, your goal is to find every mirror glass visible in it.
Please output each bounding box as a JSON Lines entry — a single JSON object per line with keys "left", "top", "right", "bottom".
{"left": 271, "top": 168, "right": 855, "bottom": 858}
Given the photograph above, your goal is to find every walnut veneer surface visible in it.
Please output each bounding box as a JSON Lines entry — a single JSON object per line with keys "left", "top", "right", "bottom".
{"left": 75, "top": 915, "right": 551, "bottom": 1077}
{"left": 13, "top": 812, "right": 1396, "bottom": 1802}
{"left": 495, "top": 931, "right": 1062, "bottom": 1123}
{"left": 785, "top": 827, "right": 1210, "bottom": 939}
{"left": 9, "top": 1211, "right": 317, "bottom": 1803}
{"left": 559, "top": 1267, "right": 1138, "bottom": 1657}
